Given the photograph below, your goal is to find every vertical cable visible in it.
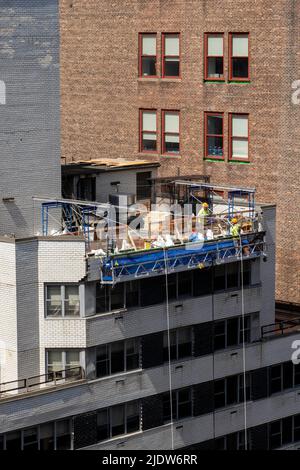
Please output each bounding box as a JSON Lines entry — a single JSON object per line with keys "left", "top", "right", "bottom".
{"left": 163, "top": 247, "right": 175, "bottom": 450}
{"left": 239, "top": 234, "right": 248, "bottom": 450}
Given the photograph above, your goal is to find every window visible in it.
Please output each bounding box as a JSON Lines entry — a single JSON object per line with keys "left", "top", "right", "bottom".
{"left": 139, "top": 33, "right": 157, "bottom": 77}
{"left": 163, "top": 388, "right": 193, "bottom": 422}
{"left": 97, "top": 402, "right": 140, "bottom": 441}
{"left": 162, "top": 33, "right": 180, "bottom": 77}
{"left": 205, "top": 113, "right": 224, "bottom": 159}
{"left": 193, "top": 268, "right": 212, "bottom": 296}
{"left": 56, "top": 420, "right": 72, "bottom": 450}
{"left": 163, "top": 327, "right": 193, "bottom": 362}
{"left": 96, "top": 283, "right": 124, "bottom": 313}
{"left": 46, "top": 284, "right": 80, "bottom": 317}
{"left": 269, "top": 361, "right": 295, "bottom": 395}
{"left": 39, "top": 423, "right": 55, "bottom": 450}
{"left": 46, "top": 350, "right": 81, "bottom": 379}
{"left": 139, "top": 110, "right": 157, "bottom": 153}
{"left": 269, "top": 420, "right": 282, "bottom": 449}
{"left": 5, "top": 431, "right": 21, "bottom": 450}
{"left": 214, "top": 373, "right": 250, "bottom": 409}
{"left": 136, "top": 171, "right": 152, "bottom": 200}
{"left": 214, "top": 316, "right": 252, "bottom": 351}
{"left": 162, "top": 111, "right": 180, "bottom": 154}
{"left": 95, "top": 339, "right": 141, "bottom": 378}
{"left": 229, "top": 33, "right": 249, "bottom": 80}
{"left": 229, "top": 114, "right": 249, "bottom": 161}
{"left": 125, "top": 281, "right": 139, "bottom": 308}
{"left": 204, "top": 33, "right": 224, "bottom": 80}
{"left": 23, "top": 427, "right": 38, "bottom": 451}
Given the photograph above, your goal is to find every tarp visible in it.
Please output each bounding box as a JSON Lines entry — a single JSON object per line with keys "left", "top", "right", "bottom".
{"left": 102, "top": 238, "right": 250, "bottom": 281}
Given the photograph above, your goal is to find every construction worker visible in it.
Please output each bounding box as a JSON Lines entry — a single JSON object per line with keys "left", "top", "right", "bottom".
{"left": 197, "top": 202, "right": 211, "bottom": 227}
{"left": 230, "top": 217, "right": 241, "bottom": 238}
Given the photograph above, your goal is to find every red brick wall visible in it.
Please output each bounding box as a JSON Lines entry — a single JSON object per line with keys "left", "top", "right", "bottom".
{"left": 60, "top": 0, "right": 300, "bottom": 304}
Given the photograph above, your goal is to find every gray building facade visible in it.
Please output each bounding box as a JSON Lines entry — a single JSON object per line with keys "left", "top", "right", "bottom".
{"left": 0, "top": 0, "right": 60, "bottom": 237}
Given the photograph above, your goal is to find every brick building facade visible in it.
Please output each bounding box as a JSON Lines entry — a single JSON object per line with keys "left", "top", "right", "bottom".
{"left": 59, "top": 0, "right": 300, "bottom": 304}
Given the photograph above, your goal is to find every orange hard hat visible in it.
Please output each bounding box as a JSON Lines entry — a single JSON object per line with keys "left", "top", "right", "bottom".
{"left": 231, "top": 218, "right": 238, "bottom": 224}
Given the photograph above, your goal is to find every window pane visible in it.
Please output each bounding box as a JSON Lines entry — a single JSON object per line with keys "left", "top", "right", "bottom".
{"left": 96, "top": 284, "right": 109, "bottom": 313}
{"left": 165, "top": 113, "right": 179, "bottom": 133}
{"left": 126, "top": 281, "right": 139, "bottom": 308}
{"left": 214, "top": 320, "right": 226, "bottom": 350}
{"left": 208, "top": 115, "right": 222, "bottom": 135}
{"left": 177, "top": 389, "right": 192, "bottom": 419}
{"left": 65, "top": 285, "right": 80, "bottom": 317}
{"left": 165, "top": 136, "right": 180, "bottom": 153}
{"left": 214, "top": 265, "right": 225, "bottom": 290}
{"left": 208, "top": 36, "right": 223, "bottom": 56}
{"left": 111, "top": 405, "right": 125, "bottom": 437}
{"left": 214, "top": 379, "right": 226, "bottom": 408}
{"left": 193, "top": 268, "right": 212, "bottom": 296}
{"left": 56, "top": 420, "right": 71, "bottom": 450}
{"left": 142, "top": 35, "right": 156, "bottom": 55}
{"left": 126, "top": 339, "right": 140, "bottom": 370}
{"left": 294, "top": 364, "right": 300, "bottom": 385}
{"left": 270, "top": 421, "right": 281, "bottom": 449}
{"left": 40, "top": 423, "right": 55, "bottom": 450}
{"left": 47, "top": 351, "right": 63, "bottom": 378}
{"left": 207, "top": 136, "right": 223, "bottom": 157}
{"left": 6, "top": 431, "right": 21, "bottom": 450}
{"left": 232, "top": 35, "right": 248, "bottom": 57}
{"left": 227, "top": 376, "right": 238, "bottom": 404}
{"left": 66, "top": 350, "right": 80, "bottom": 363}
{"left": 232, "top": 139, "right": 248, "bottom": 159}
{"left": 207, "top": 57, "right": 223, "bottom": 78}
{"left": 232, "top": 58, "right": 249, "bottom": 78}
{"left": 0, "top": 435, "right": 3, "bottom": 450}
{"left": 140, "top": 276, "right": 164, "bottom": 306}
{"left": 96, "top": 344, "right": 109, "bottom": 377}
{"left": 97, "top": 409, "right": 109, "bottom": 441}
{"left": 178, "top": 271, "right": 192, "bottom": 297}
{"left": 111, "top": 283, "right": 124, "bottom": 310}
{"left": 46, "top": 285, "right": 62, "bottom": 317}
{"left": 23, "top": 427, "right": 38, "bottom": 450}
{"left": 177, "top": 328, "right": 192, "bottom": 359}
{"left": 142, "top": 111, "right": 156, "bottom": 132}
{"left": 227, "top": 318, "right": 239, "bottom": 346}
{"left": 164, "top": 58, "right": 180, "bottom": 76}
{"left": 270, "top": 365, "right": 282, "bottom": 394}
{"left": 232, "top": 116, "right": 248, "bottom": 137}
{"left": 283, "top": 362, "right": 293, "bottom": 390}
{"left": 142, "top": 57, "right": 156, "bottom": 76}
{"left": 111, "top": 341, "right": 125, "bottom": 374}
{"left": 294, "top": 415, "right": 300, "bottom": 441}
{"left": 165, "top": 35, "right": 179, "bottom": 55}
{"left": 126, "top": 402, "right": 140, "bottom": 434}
{"left": 227, "top": 263, "right": 239, "bottom": 289}
{"left": 142, "top": 133, "right": 157, "bottom": 151}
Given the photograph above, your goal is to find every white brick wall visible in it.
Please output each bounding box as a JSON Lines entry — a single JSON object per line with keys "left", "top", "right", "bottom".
{"left": 0, "top": 240, "right": 17, "bottom": 383}
{"left": 38, "top": 239, "right": 87, "bottom": 374}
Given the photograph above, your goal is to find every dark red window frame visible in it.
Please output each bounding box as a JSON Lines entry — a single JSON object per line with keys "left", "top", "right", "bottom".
{"left": 229, "top": 33, "right": 250, "bottom": 81}
{"left": 229, "top": 113, "right": 250, "bottom": 161}
{"left": 204, "top": 112, "right": 224, "bottom": 160}
{"left": 139, "top": 109, "right": 158, "bottom": 154}
{"left": 162, "top": 33, "right": 180, "bottom": 78}
{"left": 139, "top": 33, "right": 157, "bottom": 78}
{"left": 204, "top": 33, "right": 224, "bottom": 81}
{"left": 161, "top": 110, "right": 180, "bottom": 155}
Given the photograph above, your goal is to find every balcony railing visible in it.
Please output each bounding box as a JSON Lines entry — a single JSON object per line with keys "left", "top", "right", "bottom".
{"left": 0, "top": 366, "right": 85, "bottom": 399}
{"left": 261, "top": 319, "right": 300, "bottom": 339}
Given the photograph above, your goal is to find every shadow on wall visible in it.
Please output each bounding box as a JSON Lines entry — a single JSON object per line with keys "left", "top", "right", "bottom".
{"left": 1, "top": 201, "right": 29, "bottom": 235}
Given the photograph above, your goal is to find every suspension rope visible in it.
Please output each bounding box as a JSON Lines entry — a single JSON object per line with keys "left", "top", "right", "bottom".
{"left": 163, "top": 247, "right": 175, "bottom": 451}
{"left": 239, "top": 233, "right": 248, "bottom": 450}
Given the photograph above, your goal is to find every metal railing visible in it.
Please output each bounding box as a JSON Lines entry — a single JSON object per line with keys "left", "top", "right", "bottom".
{"left": 0, "top": 366, "right": 85, "bottom": 398}
{"left": 261, "top": 318, "right": 300, "bottom": 339}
